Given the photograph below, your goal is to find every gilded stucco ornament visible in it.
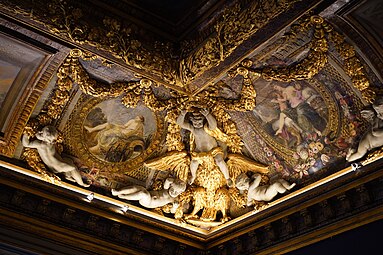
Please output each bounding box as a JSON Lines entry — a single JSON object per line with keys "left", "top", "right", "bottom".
{"left": 15, "top": 9, "right": 380, "bottom": 226}
{"left": 0, "top": 0, "right": 179, "bottom": 85}
{"left": 62, "top": 49, "right": 281, "bottom": 224}
{"left": 242, "top": 15, "right": 375, "bottom": 104}
{"left": 179, "top": 0, "right": 301, "bottom": 84}
{"left": 21, "top": 51, "right": 81, "bottom": 184}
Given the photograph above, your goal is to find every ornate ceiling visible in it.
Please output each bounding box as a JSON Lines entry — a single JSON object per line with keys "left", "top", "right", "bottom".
{"left": 0, "top": 0, "right": 383, "bottom": 254}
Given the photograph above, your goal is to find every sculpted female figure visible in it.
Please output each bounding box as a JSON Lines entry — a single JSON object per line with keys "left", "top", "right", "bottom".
{"left": 22, "top": 126, "right": 90, "bottom": 187}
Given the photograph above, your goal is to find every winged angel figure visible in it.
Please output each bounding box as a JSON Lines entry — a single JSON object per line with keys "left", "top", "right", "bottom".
{"left": 144, "top": 108, "right": 270, "bottom": 223}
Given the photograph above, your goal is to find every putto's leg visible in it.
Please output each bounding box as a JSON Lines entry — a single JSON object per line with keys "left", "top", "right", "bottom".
{"left": 273, "top": 182, "right": 290, "bottom": 194}
{"left": 189, "top": 159, "right": 200, "bottom": 184}
{"left": 279, "top": 179, "right": 296, "bottom": 190}
{"left": 70, "top": 170, "right": 90, "bottom": 187}
{"left": 112, "top": 186, "right": 143, "bottom": 196}
{"left": 117, "top": 189, "right": 149, "bottom": 201}
{"left": 214, "top": 154, "right": 233, "bottom": 187}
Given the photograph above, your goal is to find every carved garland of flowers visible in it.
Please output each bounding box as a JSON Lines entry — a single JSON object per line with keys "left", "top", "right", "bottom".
{"left": 67, "top": 50, "right": 257, "bottom": 154}
{"left": 232, "top": 16, "right": 375, "bottom": 104}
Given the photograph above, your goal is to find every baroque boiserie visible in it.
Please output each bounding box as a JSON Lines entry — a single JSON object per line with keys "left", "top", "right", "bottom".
{"left": 0, "top": 0, "right": 382, "bottom": 254}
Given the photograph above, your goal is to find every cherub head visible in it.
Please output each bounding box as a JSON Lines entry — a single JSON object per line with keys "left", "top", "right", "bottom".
{"left": 168, "top": 179, "right": 187, "bottom": 198}
{"left": 35, "top": 126, "right": 58, "bottom": 144}
{"left": 235, "top": 173, "right": 251, "bottom": 191}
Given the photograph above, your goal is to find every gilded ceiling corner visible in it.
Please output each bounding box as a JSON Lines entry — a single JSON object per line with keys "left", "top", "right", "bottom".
{"left": 1, "top": 0, "right": 383, "bottom": 243}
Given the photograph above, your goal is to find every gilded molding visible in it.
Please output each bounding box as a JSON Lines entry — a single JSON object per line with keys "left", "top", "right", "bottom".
{"left": 0, "top": 0, "right": 178, "bottom": 86}
{"left": 179, "top": 0, "right": 302, "bottom": 84}
{"left": 243, "top": 15, "right": 376, "bottom": 104}
{"left": 0, "top": 52, "right": 67, "bottom": 157}
{"left": 0, "top": 0, "right": 303, "bottom": 88}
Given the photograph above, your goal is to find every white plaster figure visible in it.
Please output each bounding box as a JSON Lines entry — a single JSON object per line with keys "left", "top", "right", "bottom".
{"left": 22, "top": 126, "right": 90, "bottom": 187}
{"left": 111, "top": 177, "right": 186, "bottom": 208}
{"left": 346, "top": 98, "right": 383, "bottom": 162}
{"left": 176, "top": 108, "right": 233, "bottom": 187}
{"left": 235, "top": 173, "right": 296, "bottom": 206}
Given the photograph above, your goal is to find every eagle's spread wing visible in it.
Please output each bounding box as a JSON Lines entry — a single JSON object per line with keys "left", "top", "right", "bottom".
{"left": 226, "top": 153, "right": 269, "bottom": 181}
{"left": 144, "top": 151, "right": 190, "bottom": 182}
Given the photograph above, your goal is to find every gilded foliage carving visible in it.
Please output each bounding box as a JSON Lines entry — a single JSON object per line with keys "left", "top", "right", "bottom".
{"left": 69, "top": 50, "right": 256, "bottom": 155}
{"left": 1, "top": 0, "right": 178, "bottom": 86}
{"left": 230, "top": 16, "right": 376, "bottom": 104}
{"left": 1, "top": 0, "right": 303, "bottom": 87}
{"left": 12, "top": 4, "right": 381, "bottom": 226}
{"left": 179, "top": 0, "right": 301, "bottom": 84}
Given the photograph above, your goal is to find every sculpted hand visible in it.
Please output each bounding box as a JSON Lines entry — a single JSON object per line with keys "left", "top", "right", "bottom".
{"left": 200, "top": 108, "right": 209, "bottom": 116}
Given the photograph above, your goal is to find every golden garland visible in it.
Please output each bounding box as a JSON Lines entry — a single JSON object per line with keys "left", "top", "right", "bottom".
{"left": 240, "top": 16, "right": 375, "bottom": 104}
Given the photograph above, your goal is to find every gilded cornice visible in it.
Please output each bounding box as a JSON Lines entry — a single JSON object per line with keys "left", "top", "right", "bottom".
{"left": 0, "top": 0, "right": 311, "bottom": 91}
{"left": 233, "top": 15, "right": 376, "bottom": 103}
{"left": 0, "top": 0, "right": 179, "bottom": 88}
{"left": 179, "top": 0, "right": 302, "bottom": 86}
{"left": 0, "top": 21, "right": 69, "bottom": 157}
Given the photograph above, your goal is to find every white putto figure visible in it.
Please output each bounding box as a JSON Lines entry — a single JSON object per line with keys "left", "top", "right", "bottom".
{"left": 111, "top": 177, "right": 186, "bottom": 209}
{"left": 347, "top": 98, "right": 383, "bottom": 162}
{"left": 235, "top": 173, "right": 296, "bottom": 206}
{"left": 22, "top": 126, "right": 90, "bottom": 187}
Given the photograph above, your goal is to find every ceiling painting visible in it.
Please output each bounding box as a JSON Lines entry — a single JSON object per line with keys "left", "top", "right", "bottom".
{"left": 0, "top": 59, "right": 21, "bottom": 111}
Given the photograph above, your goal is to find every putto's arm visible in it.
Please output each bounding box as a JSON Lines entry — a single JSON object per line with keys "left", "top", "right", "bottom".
{"left": 163, "top": 177, "right": 175, "bottom": 189}
{"left": 201, "top": 109, "right": 217, "bottom": 130}
{"left": 176, "top": 110, "right": 193, "bottom": 131}
{"left": 249, "top": 174, "right": 262, "bottom": 190}
{"left": 22, "top": 134, "right": 39, "bottom": 148}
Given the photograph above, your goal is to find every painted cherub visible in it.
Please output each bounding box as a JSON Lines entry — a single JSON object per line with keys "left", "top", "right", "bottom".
{"left": 235, "top": 173, "right": 296, "bottom": 206}
{"left": 347, "top": 98, "right": 383, "bottom": 162}
{"left": 22, "top": 126, "right": 90, "bottom": 187}
{"left": 176, "top": 108, "right": 233, "bottom": 187}
{"left": 111, "top": 177, "right": 186, "bottom": 209}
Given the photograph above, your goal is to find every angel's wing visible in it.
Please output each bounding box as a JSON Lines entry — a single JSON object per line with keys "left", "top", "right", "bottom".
{"left": 144, "top": 151, "right": 190, "bottom": 182}
{"left": 227, "top": 153, "right": 269, "bottom": 180}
